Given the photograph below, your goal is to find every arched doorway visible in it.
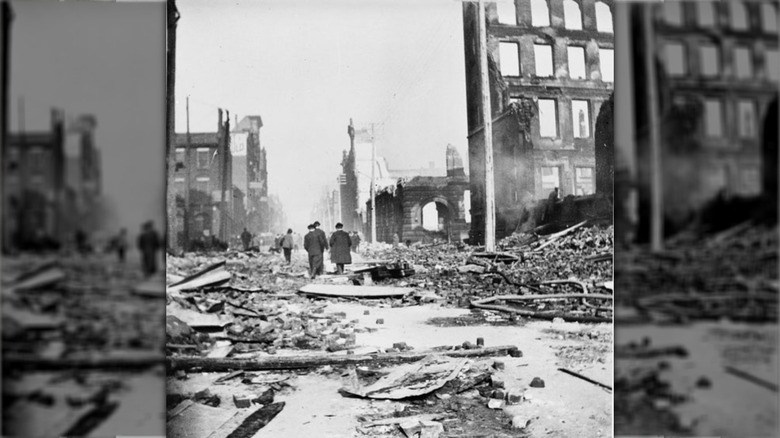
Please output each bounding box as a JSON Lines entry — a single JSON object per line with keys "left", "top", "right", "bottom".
{"left": 419, "top": 198, "right": 452, "bottom": 242}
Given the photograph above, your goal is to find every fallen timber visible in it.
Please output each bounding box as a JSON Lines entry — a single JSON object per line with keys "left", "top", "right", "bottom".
{"left": 4, "top": 351, "right": 165, "bottom": 370}
{"left": 636, "top": 291, "right": 778, "bottom": 322}
{"left": 167, "top": 345, "right": 520, "bottom": 372}
{"left": 470, "top": 293, "right": 613, "bottom": 323}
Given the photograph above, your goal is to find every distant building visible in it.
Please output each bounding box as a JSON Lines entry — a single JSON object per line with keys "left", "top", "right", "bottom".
{"left": 462, "top": 0, "right": 615, "bottom": 242}
{"left": 626, "top": 0, "right": 779, "bottom": 238}
{"left": 231, "top": 115, "right": 266, "bottom": 233}
{"left": 2, "top": 109, "right": 103, "bottom": 250}
{"left": 173, "top": 111, "right": 235, "bottom": 244}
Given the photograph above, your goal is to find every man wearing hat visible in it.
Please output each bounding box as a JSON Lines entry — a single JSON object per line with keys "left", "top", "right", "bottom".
{"left": 328, "top": 223, "right": 352, "bottom": 274}
{"left": 304, "top": 223, "right": 327, "bottom": 278}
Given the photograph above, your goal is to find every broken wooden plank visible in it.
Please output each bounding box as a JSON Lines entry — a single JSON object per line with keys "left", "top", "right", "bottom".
{"left": 168, "top": 261, "right": 232, "bottom": 294}
{"left": 4, "top": 351, "right": 164, "bottom": 370}
{"left": 297, "top": 284, "right": 415, "bottom": 298}
{"left": 7, "top": 266, "right": 66, "bottom": 293}
{"left": 167, "top": 400, "right": 242, "bottom": 438}
{"left": 61, "top": 401, "right": 119, "bottom": 437}
{"left": 167, "top": 399, "right": 194, "bottom": 420}
{"left": 218, "top": 402, "right": 285, "bottom": 438}
{"left": 341, "top": 356, "right": 467, "bottom": 399}
{"left": 214, "top": 370, "right": 245, "bottom": 384}
{"left": 558, "top": 368, "right": 612, "bottom": 391}
{"left": 533, "top": 220, "right": 588, "bottom": 252}
{"left": 725, "top": 366, "right": 779, "bottom": 392}
{"left": 365, "top": 413, "right": 452, "bottom": 427}
{"left": 168, "top": 345, "right": 520, "bottom": 372}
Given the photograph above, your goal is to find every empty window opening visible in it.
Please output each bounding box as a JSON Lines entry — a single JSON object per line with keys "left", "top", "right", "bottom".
{"left": 499, "top": 42, "right": 521, "bottom": 76}
{"left": 568, "top": 46, "right": 586, "bottom": 79}
{"left": 534, "top": 44, "right": 554, "bottom": 77}
{"left": 538, "top": 99, "right": 558, "bottom": 138}
{"left": 572, "top": 100, "right": 590, "bottom": 138}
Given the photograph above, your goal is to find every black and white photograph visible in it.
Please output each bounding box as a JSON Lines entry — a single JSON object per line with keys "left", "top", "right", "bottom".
{"left": 1, "top": 0, "right": 166, "bottom": 436}
{"left": 613, "top": 0, "right": 779, "bottom": 436}
{"left": 164, "top": 0, "right": 614, "bottom": 437}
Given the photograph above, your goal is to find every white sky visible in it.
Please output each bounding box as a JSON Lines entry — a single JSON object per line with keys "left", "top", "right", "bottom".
{"left": 8, "top": 0, "right": 165, "bottom": 239}
{"left": 175, "top": 0, "right": 469, "bottom": 231}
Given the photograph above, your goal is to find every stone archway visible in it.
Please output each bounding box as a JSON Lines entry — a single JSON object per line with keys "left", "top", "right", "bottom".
{"left": 412, "top": 196, "right": 456, "bottom": 243}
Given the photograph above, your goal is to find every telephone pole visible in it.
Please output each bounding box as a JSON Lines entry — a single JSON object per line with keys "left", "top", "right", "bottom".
{"left": 644, "top": 3, "right": 663, "bottom": 252}
{"left": 370, "top": 123, "right": 377, "bottom": 243}
{"left": 220, "top": 111, "right": 230, "bottom": 242}
{"left": 184, "top": 95, "right": 191, "bottom": 247}
{"left": 166, "top": 0, "right": 180, "bottom": 252}
{"left": 477, "top": 0, "right": 496, "bottom": 252}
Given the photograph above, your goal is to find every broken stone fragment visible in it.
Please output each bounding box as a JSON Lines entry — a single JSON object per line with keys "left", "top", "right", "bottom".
{"left": 508, "top": 348, "right": 523, "bottom": 357}
{"left": 492, "top": 360, "right": 505, "bottom": 371}
{"left": 491, "top": 377, "right": 505, "bottom": 389}
{"left": 529, "top": 377, "right": 545, "bottom": 388}
{"left": 251, "top": 389, "right": 274, "bottom": 406}
{"left": 363, "top": 310, "right": 370, "bottom": 315}
{"left": 392, "top": 342, "right": 408, "bottom": 351}
{"left": 506, "top": 392, "right": 523, "bottom": 405}
{"left": 491, "top": 389, "right": 506, "bottom": 400}
{"left": 419, "top": 420, "right": 444, "bottom": 438}
{"left": 487, "top": 398, "right": 505, "bottom": 409}
{"left": 511, "top": 415, "right": 531, "bottom": 429}
{"left": 695, "top": 376, "right": 711, "bottom": 389}
{"left": 462, "top": 341, "right": 475, "bottom": 350}
{"left": 233, "top": 394, "right": 252, "bottom": 408}
{"left": 376, "top": 318, "right": 385, "bottom": 324}
{"left": 476, "top": 337, "right": 484, "bottom": 346}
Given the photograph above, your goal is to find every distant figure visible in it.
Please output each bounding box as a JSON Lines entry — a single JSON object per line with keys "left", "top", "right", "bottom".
{"left": 293, "top": 232, "right": 302, "bottom": 252}
{"left": 137, "top": 221, "right": 161, "bottom": 277}
{"left": 281, "top": 228, "right": 294, "bottom": 264}
{"left": 304, "top": 224, "right": 327, "bottom": 278}
{"left": 392, "top": 233, "right": 400, "bottom": 248}
{"left": 240, "top": 228, "right": 252, "bottom": 251}
{"left": 116, "top": 228, "right": 128, "bottom": 263}
{"left": 329, "top": 223, "right": 352, "bottom": 274}
{"left": 544, "top": 187, "right": 559, "bottom": 222}
{"left": 405, "top": 239, "right": 412, "bottom": 247}
{"left": 75, "top": 229, "right": 88, "bottom": 255}
{"left": 352, "top": 231, "right": 361, "bottom": 253}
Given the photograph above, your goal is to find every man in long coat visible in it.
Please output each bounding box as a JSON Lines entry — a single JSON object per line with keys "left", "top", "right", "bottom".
{"left": 137, "top": 221, "right": 161, "bottom": 277}
{"left": 329, "top": 223, "right": 352, "bottom": 274}
{"left": 304, "top": 224, "right": 327, "bottom": 278}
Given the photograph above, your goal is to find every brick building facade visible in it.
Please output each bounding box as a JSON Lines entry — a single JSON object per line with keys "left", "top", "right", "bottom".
{"left": 463, "top": 0, "right": 614, "bottom": 243}
{"left": 628, "top": 0, "right": 778, "bottom": 238}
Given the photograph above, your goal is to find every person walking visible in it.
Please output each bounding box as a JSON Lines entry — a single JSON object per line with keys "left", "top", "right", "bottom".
{"left": 281, "top": 228, "right": 294, "bottom": 264}
{"left": 137, "top": 221, "right": 161, "bottom": 277}
{"left": 352, "top": 231, "right": 361, "bottom": 253}
{"left": 304, "top": 224, "right": 326, "bottom": 278}
{"left": 329, "top": 223, "right": 352, "bottom": 274}
{"left": 240, "top": 227, "right": 252, "bottom": 251}
{"left": 116, "top": 228, "right": 128, "bottom": 263}
{"left": 543, "top": 187, "right": 559, "bottom": 222}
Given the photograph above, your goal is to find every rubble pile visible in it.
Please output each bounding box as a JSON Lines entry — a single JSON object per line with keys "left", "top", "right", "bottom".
{"left": 615, "top": 224, "right": 778, "bottom": 320}
{"left": 2, "top": 256, "right": 166, "bottom": 436}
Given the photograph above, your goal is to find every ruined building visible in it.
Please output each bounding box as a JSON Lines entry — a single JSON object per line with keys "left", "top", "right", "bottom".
{"left": 231, "top": 115, "right": 267, "bottom": 233}
{"left": 3, "top": 109, "right": 103, "bottom": 250}
{"left": 627, "top": 1, "right": 778, "bottom": 239}
{"left": 368, "top": 148, "right": 471, "bottom": 244}
{"left": 462, "top": 0, "right": 614, "bottom": 242}
{"left": 172, "top": 110, "right": 235, "bottom": 245}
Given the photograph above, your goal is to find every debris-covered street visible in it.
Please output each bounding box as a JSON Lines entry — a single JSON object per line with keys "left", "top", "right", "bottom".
{"left": 615, "top": 222, "right": 779, "bottom": 437}
{"left": 1, "top": 254, "right": 166, "bottom": 437}
{"left": 166, "top": 223, "right": 613, "bottom": 437}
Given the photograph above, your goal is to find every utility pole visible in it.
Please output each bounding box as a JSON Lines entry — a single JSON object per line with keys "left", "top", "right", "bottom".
{"left": 220, "top": 111, "right": 230, "bottom": 243}
{"left": 370, "top": 123, "right": 376, "bottom": 243}
{"left": 644, "top": 3, "right": 663, "bottom": 252}
{"left": 184, "top": 95, "right": 191, "bottom": 247}
{"left": 1, "top": 0, "right": 11, "bottom": 253}
{"left": 477, "top": 0, "right": 496, "bottom": 252}
{"left": 166, "top": 0, "right": 180, "bottom": 252}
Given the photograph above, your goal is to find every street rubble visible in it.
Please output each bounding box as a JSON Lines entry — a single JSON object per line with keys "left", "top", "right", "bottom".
{"left": 166, "top": 221, "right": 614, "bottom": 438}
{"left": 1, "top": 255, "right": 166, "bottom": 437}
{"left": 614, "top": 220, "right": 779, "bottom": 436}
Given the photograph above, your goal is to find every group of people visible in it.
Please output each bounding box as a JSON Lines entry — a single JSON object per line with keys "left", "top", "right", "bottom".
{"left": 303, "top": 221, "right": 354, "bottom": 278}
{"left": 102, "top": 220, "right": 162, "bottom": 277}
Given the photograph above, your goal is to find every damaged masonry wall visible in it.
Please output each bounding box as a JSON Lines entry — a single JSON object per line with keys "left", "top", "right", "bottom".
{"left": 462, "top": 0, "right": 615, "bottom": 244}
{"left": 369, "top": 176, "right": 471, "bottom": 244}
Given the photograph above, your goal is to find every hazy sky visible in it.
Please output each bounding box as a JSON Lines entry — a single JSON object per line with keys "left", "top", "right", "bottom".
{"left": 8, "top": 0, "right": 165, "bottom": 238}
{"left": 175, "top": 0, "right": 469, "bottom": 229}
